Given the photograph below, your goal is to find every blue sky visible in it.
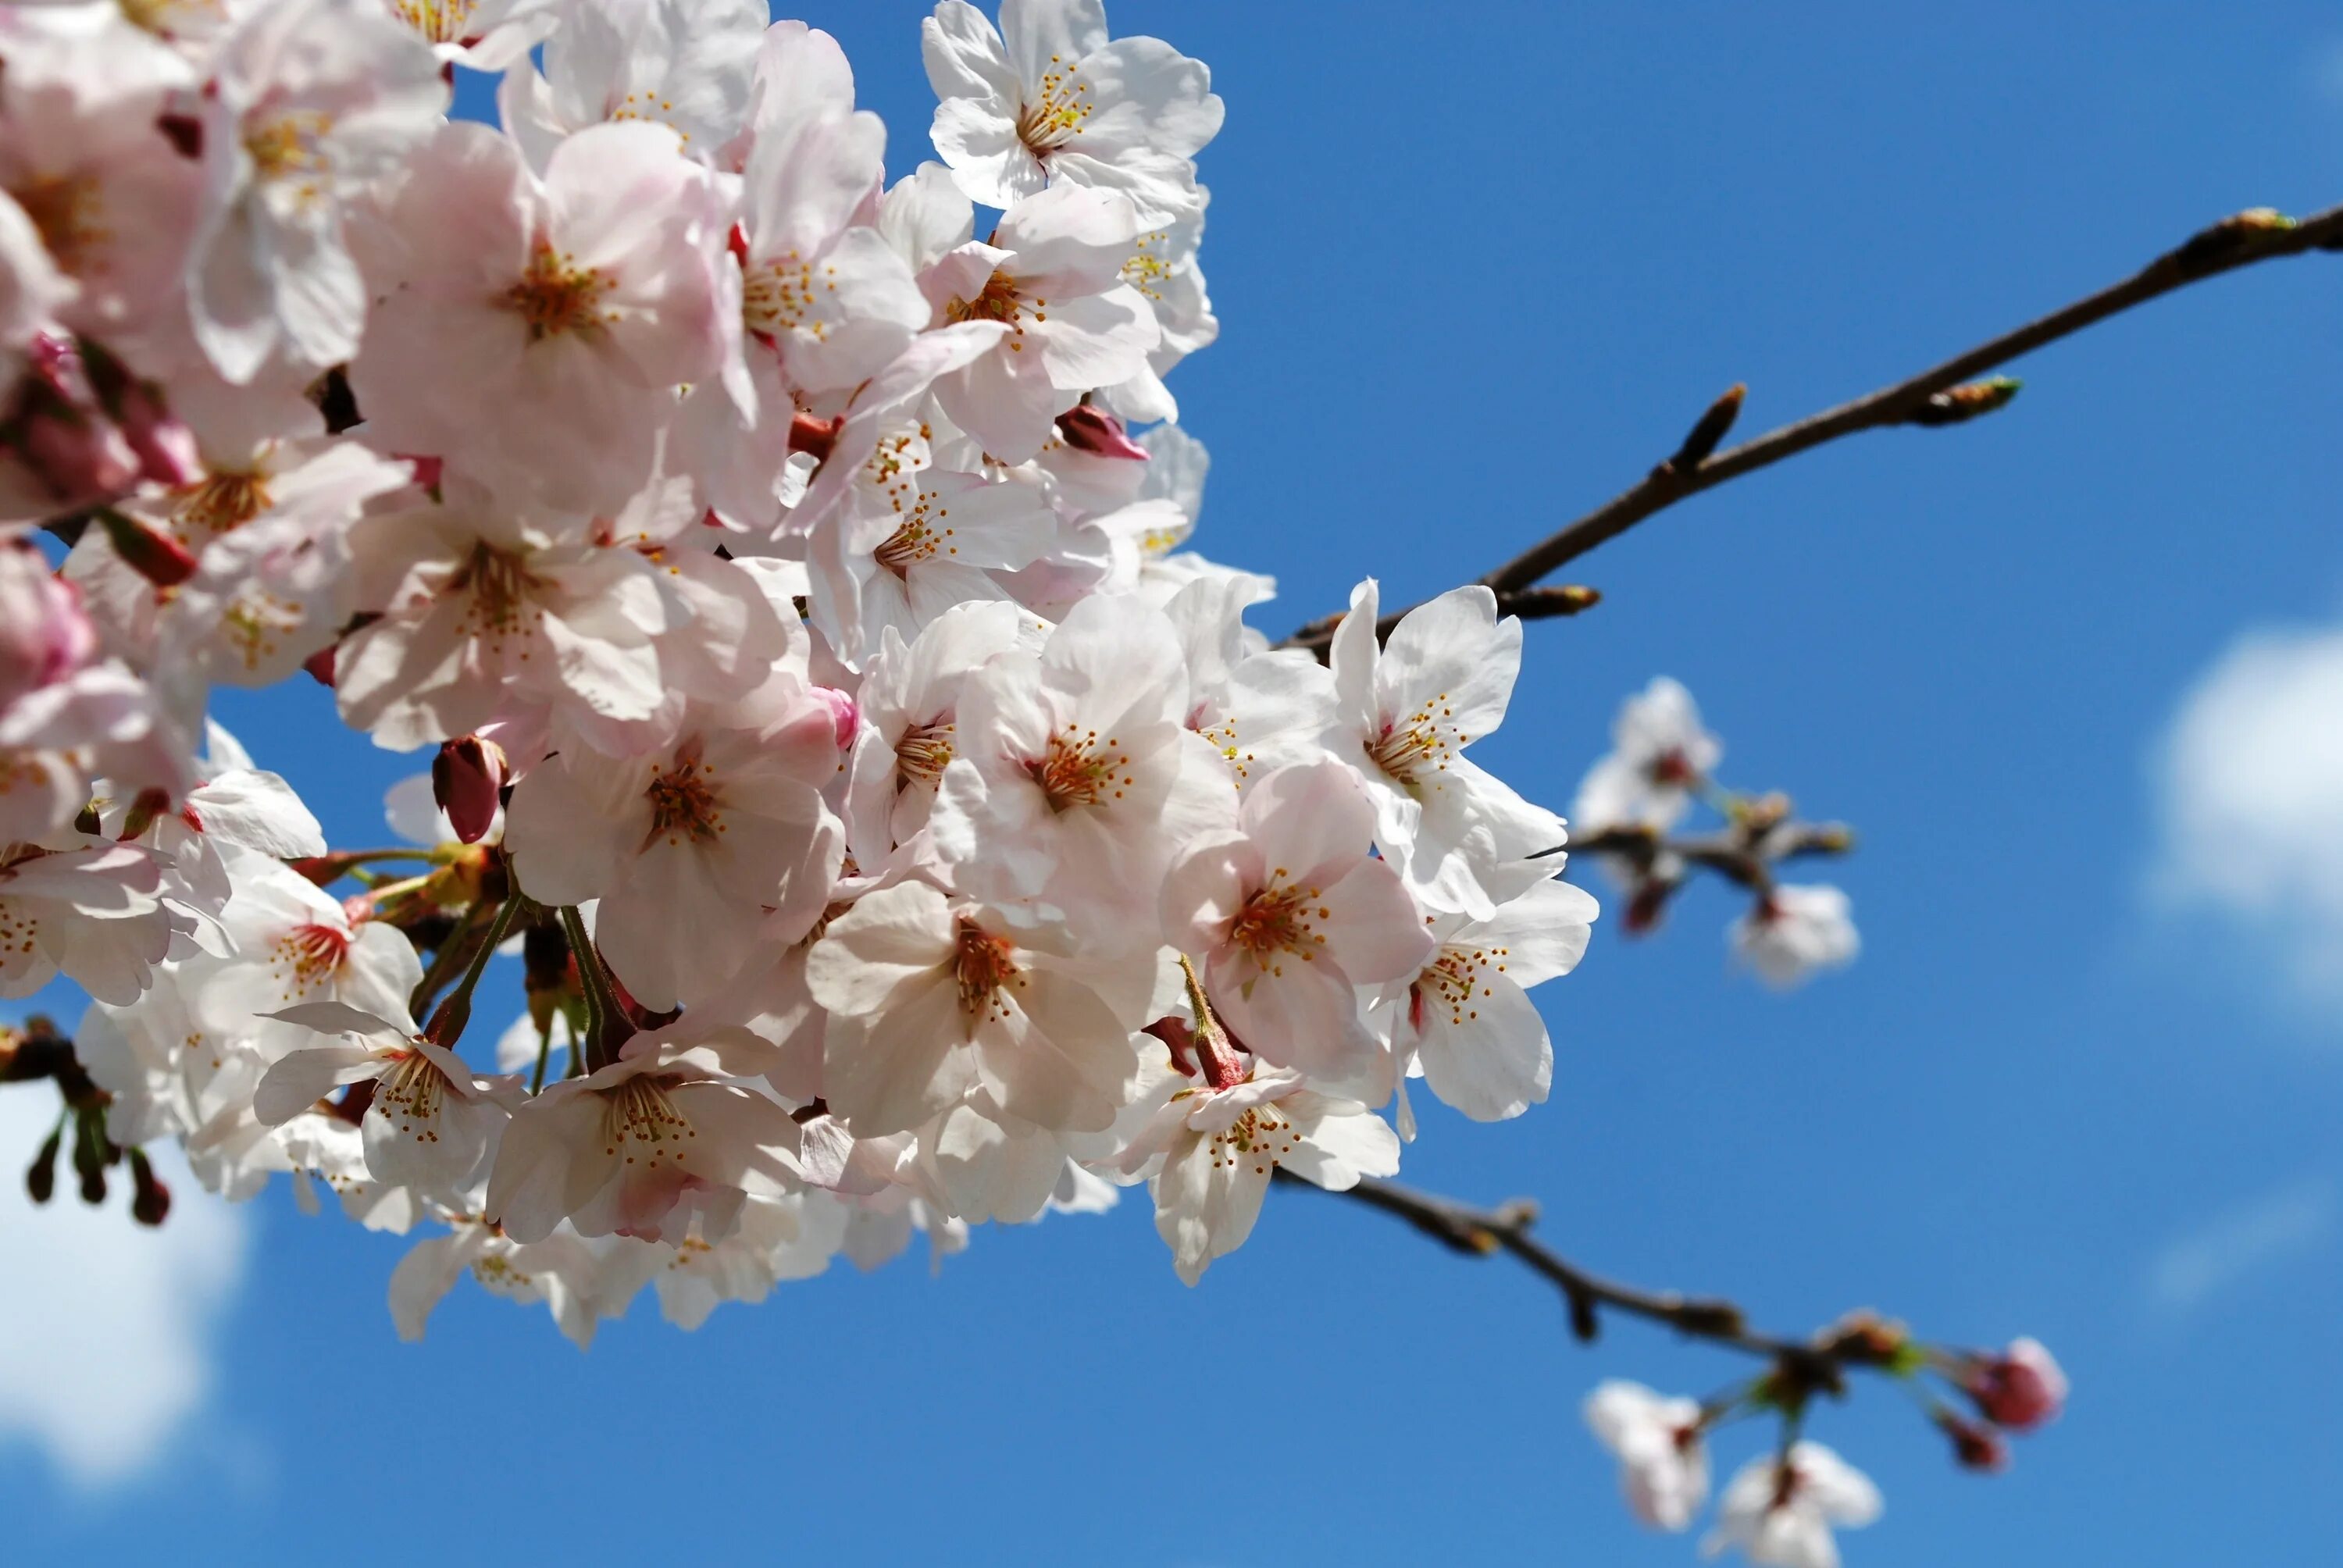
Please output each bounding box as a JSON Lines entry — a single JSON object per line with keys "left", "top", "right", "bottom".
{"left": 6, "top": 2, "right": 2342, "bottom": 1562}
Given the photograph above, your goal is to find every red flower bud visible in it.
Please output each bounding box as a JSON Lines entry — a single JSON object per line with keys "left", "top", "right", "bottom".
{"left": 1937, "top": 1411, "right": 2009, "bottom": 1473}
{"left": 786, "top": 411, "right": 843, "bottom": 461}
{"left": 1054, "top": 403, "right": 1149, "bottom": 461}
{"left": 95, "top": 508, "right": 198, "bottom": 587}
{"left": 433, "top": 734, "right": 508, "bottom": 844}
{"left": 811, "top": 685, "right": 859, "bottom": 749}
{"left": 1963, "top": 1338, "right": 2067, "bottom": 1431}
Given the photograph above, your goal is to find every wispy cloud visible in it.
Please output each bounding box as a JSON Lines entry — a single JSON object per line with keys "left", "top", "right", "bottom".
{"left": 0, "top": 1074, "right": 250, "bottom": 1487}
{"left": 2145, "top": 1174, "right": 2337, "bottom": 1320}
{"left": 2148, "top": 620, "right": 2343, "bottom": 1004}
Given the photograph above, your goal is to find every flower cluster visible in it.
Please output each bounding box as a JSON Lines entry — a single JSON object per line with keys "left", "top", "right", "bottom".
{"left": 1585, "top": 1333, "right": 2067, "bottom": 1567}
{"left": 0, "top": 0, "right": 1616, "bottom": 1335}
{"left": 1572, "top": 677, "right": 1860, "bottom": 989}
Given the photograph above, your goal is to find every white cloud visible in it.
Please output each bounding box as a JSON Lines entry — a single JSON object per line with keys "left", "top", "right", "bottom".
{"left": 0, "top": 1081, "right": 250, "bottom": 1487}
{"left": 2145, "top": 1174, "right": 2337, "bottom": 1319}
{"left": 2150, "top": 622, "right": 2343, "bottom": 999}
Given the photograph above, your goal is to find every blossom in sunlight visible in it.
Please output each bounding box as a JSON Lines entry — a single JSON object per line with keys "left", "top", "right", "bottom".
{"left": 1585, "top": 1380, "right": 1710, "bottom": 1531}
{"left": 1730, "top": 883, "right": 1859, "bottom": 989}
{"left": 1705, "top": 1443, "right": 1882, "bottom": 1568}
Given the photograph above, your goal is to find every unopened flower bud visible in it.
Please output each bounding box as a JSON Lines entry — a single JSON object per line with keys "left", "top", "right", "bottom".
{"left": 128, "top": 1146, "right": 170, "bottom": 1226}
{"left": 95, "top": 507, "right": 199, "bottom": 587}
{"left": 109, "top": 379, "right": 201, "bottom": 487}
{"left": 1963, "top": 1338, "right": 2067, "bottom": 1431}
{"left": 433, "top": 734, "right": 508, "bottom": 843}
{"left": 0, "top": 540, "right": 98, "bottom": 702}
{"left": 24, "top": 1124, "right": 61, "bottom": 1205}
{"left": 1054, "top": 402, "right": 1149, "bottom": 461}
{"left": 786, "top": 411, "right": 843, "bottom": 461}
{"left": 1937, "top": 1410, "right": 2010, "bottom": 1472}
{"left": 302, "top": 643, "right": 339, "bottom": 686}
{"left": 811, "top": 685, "right": 859, "bottom": 750}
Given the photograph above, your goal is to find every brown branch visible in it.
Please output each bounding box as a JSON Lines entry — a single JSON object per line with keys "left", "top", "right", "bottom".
{"left": 1277, "top": 1169, "right": 1898, "bottom": 1393}
{"left": 1281, "top": 204, "right": 2343, "bottom": 653}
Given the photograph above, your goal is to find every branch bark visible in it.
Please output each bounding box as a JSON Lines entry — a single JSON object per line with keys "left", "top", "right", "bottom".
{"left": 1276, "top": 1169, "right": 1894, "bottom": 1392}
{"left": 1281, "top": 203, "right": 2343, "bottom": 653}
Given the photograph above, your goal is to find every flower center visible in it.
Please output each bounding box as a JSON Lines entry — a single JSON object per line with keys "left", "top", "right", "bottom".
{"left": 1227, "top": 878, "right": 1330, "bottom": 973}
{"left": 1406, "top": 941, "right": 1509, "bottom": 1030}
{"left": 599, "top": 1074, "right": 694, "bottom": 1167}
{"left": 269, "top": 921, "right": 350, "bottom": 996}
{"left": 872, "top": 490, "right": 961, "bottom": 577}
{"left": 244, "top": 109, "right": 334, "bottom": 185}
{"left": 173, "top": 469, "right": 273, "bottom": 536}
{"left": 1206, "top": 1103, "right": 1299, "bottom": 1177}
{"left": 894, "top": 718, "right": 955, "bottom": 788}
{"left": 502, "top": 241, "right": 613, "bottom": 340}
{"left": 944, "top": 271, "right": 1028, "bottom": 327}
{"left": 448, "top": 540, "right": 540, "bottom": 635}
{"left": 740, "top": 250, "right": 835, "bottom": 340}
{"left": 644, "top": 745, "right": 724, "bottom": 846}
{"left": 11, "top": 176, "right": 106, "bottom": 276}
{"left": 374, "top": 1049, "right": 449, "bottom": 1140}
{"left": 1014, "top": 54, "right": 1095, "bottom": 156}
{"left": 1367, "top": 695, "right": 1464, "bottom": 787}
{"left": 953, "top": 917, "right": 1022, "bottom": 1025}
{"left": 390, "top": 0, "right": 479, "bottom": 44}
{"left": 1027, "top": 725, "right": 1132, "bottom": 812}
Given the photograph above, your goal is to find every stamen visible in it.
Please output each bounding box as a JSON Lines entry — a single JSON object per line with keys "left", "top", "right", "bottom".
{"left": 502, "top": 241, "right": 615, "bottom": 340}
{"left": 1027, "top": 725, "right": 1134, "bottom": 811}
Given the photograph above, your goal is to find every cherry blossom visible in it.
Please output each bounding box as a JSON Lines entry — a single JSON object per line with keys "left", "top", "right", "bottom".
{"left": 1731, "top": 884, "right": 1859, "bottom": 989}
{"left": 1962, "top": 1337, "right": 2067, "bottom": 1431}
{"left": 1117, "top": 1059, "right": 1398, "bottom": 1285}
{"left": 922, "top": 0, "right": 1223, "bottom": 226}
{"left": 1584, "top": 1381, "right": 1710, "bottom": 1531}
{"left": 1574, "top": 676, "right": 1724, "bottom": 836}
{"left": 1160, "top": 759, "right": 1431, "bottom": 1078}
{"left": 188, "top": 0, "right": 447, "bottom": 382}
{"left": 804, "top": 878, "right": 1147, "bottom": 1137}
{"left": 1384, "top": 876, "right": 1598, "bottom": 1124}
{"left": 1329, "top": 579, "right": 1564, "bottom": 920}
{"left": 916, "top": 182, "right": 1161, "bottom": 461}
{"left": 1705, "top": 1443, "right": 1882, "bottom": 1568}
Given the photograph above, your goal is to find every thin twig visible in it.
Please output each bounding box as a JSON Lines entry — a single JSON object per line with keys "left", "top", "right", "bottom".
{"left": 1280, "top": 203, "right": 2343, "bottom": 653}
{"left": 1278, "top": 1170, "right": 1881, "bottom": 1390}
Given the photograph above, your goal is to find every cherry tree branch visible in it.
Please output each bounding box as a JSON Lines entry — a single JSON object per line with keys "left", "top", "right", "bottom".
{"left": 1275, "top": 1169, "right": 1895, "bottom": 1394}
{"left": 1280, "top": 203, "right": 2343, "bottom": 653}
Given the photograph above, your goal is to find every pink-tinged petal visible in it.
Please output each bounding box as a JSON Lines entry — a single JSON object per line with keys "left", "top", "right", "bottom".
{"left": 1158, "top": 829, "right": 1252, "bottom": 950}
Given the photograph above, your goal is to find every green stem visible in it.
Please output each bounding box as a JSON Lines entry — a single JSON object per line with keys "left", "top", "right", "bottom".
{"left": 408, "top": 898, "right": 489, "bottom": 1019}
{"left": 421, "top": 894, "right": 520, "bottom": 1048}
{"left": 558, "top": 907, "right": 627, "bottom": 1073}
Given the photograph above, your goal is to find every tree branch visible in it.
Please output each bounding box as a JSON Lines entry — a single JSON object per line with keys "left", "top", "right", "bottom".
{"left": 1277, "top": 1169, "right": 1895, "bottom": 1392}
{"left": 1280, "top": 203, "right": 2343, "bottom": 653}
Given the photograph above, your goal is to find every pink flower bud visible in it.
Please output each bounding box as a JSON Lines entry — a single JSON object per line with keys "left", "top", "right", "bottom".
{"left": 433, "top": 734, "right": 508, "bottom": 844}
{"left": 786, "top": 412, "right": 843, "bottom": 461}
{"left": 1054, "top": 403, "right": 1149, "bottom": 461}
{"left": 1964, "top": 1338, "right": 2067, "bottom": 1431}
{"left": 0, "top": 540, "right": 98, "bottom": 702}
{"left": 112, "top": 380, "right": 201, "bottom": 488}
{"left": 811, "top": 685, "right": 859, "bottom": 749}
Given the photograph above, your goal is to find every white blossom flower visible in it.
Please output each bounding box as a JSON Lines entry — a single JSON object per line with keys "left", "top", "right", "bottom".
{"left": 380, "top": 0, "right": 566, "bottom": 72}
{"left": 917, "top": 182, "right": 1160, "bottom": 461}
{"left": 1730, "top": 884, "right": 1858, "bottom": 989}
{"left": 929, "top": 592, "right": 1236, "bottom": 938}
{"left": 1329, "top": 579, "right": 1564, "bottom": 920}
{"left": 1574, "top": 676, "right": 1722, "bottom": 835}
{"left": 251, "top": 1000, "right": 524, "bottom": 1206}
{"left": 349, "top": 119, "right": 727, "bottom": 514}
{"left": 1584, "top": 1380, "right": 1709, "bottom": 1531}
{"left": 804, "top": 878, "right": 1148, "bottom": 1137}
{"left": 189, "top": 0, "right": 447, "bottom": 382}
{"left": 497, "top": 0, "right": 769, "bottom": 169}
{"left": 0, "top": 835, "right": 174, "bottom": 1003}
{"left": 1117, "top": 1061, "right": 1397, "bottom": 1285}
{"left": 1382, "top": 877, "right": 1597, "bottom": 1123}
{"left": 185, "top": 849, "right": 419, "bottom": 1060}
{"left": 1705, "top": 1442, "right": 1882, "bottom": 1568}
{"left": 503, "top": 678, "right": 846, "bottom": 1010}
{"left": 921, "top": 0, "right": 1222, "bottom": 225}
{"left": 1161, "top": 760, "right": 1431, "bottom": 1077}
{"left": 485, "top": 1042, "right": 811, "bottom": 1245}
